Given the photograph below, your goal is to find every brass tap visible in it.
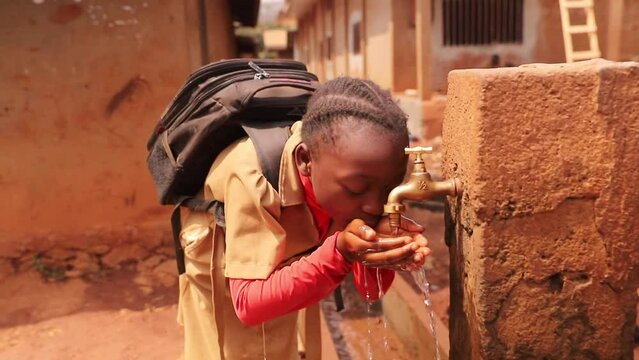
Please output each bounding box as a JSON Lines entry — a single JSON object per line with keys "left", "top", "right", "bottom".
{"left": 384, "top": 146, "right": 462, "bottom": 234}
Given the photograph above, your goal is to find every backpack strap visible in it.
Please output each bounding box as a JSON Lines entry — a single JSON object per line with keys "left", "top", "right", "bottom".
{"left": 171, "top": 123, "right": 292, "bottom": 276}
{"left": 241, "top": 121, "right": 294, "bottom": 192}
{"left": 169, "top": 119, "right": 292, "bottom": 276}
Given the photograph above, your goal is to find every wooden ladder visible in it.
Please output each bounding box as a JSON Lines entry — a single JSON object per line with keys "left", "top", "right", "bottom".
{"left": 558, "top": 0, "right": 601, "bottom": 63}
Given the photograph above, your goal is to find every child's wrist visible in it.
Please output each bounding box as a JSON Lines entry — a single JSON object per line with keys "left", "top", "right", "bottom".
{"left": 334, "top": 231, "right": 355, "bottom": 264}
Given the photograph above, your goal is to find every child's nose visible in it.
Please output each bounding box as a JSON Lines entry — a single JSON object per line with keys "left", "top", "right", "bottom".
{"left": 361, "top": 193, "right": 385, "bottom": 217}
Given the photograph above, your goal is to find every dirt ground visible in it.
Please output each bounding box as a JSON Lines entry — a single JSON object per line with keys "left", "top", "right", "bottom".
{"left": 0, "top": 206, "right": 449, "bottom": 360}
{"left": 0, "top": 264, "right": 182, "bottom": 360}
{"left": 0, "top": 206, "right": 636, "bottom": 359}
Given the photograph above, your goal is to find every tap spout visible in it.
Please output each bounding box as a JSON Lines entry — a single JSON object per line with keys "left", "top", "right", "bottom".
{"left": 383, "top": 146, "right": 463, "bottom": 233}
{"left": 384, "top": 175, "right": 461, "bottom": 232}
{"left": 386, "top": 176, "right": 461, "bottom": 205}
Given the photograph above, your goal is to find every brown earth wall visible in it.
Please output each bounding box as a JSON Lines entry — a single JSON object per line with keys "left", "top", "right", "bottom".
{"left": 0, "top": 1, "right": 234, "bottom": 278}
{"left": 443, "top": 59, "right": 639, "bottom": 359}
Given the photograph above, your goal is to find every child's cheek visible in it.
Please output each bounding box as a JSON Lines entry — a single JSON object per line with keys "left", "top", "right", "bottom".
{"left": 320, "top": 188, "right": 358, "bottom": 226}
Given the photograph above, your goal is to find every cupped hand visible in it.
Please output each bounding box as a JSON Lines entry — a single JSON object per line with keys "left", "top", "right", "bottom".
{"left": 375, "top": 215, "right": 431, "bottom": 271}
{"left": 336, "top": 219, "right": 418, "bottom": 267}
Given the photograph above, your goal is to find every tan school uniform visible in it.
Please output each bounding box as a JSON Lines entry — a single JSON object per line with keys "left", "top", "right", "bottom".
{"left": 177, "top": 121, "right": 324, "bottom": 360}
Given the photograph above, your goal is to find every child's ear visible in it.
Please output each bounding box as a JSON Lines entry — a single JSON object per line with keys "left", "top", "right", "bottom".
{"left": 294, "top": 143, "right": 312, "bottom": 176}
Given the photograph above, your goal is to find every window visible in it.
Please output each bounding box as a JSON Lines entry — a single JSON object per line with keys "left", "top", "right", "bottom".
{"left": 352, "top": 21, "right": 361, "bottom": 54}
{"left": 443, "top": 0, "right": 524, "bottom": 46}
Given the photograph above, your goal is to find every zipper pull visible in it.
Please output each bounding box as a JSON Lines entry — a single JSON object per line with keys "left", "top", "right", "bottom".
{"left": 248, "top": 61, "right": 271, "bottom": 80}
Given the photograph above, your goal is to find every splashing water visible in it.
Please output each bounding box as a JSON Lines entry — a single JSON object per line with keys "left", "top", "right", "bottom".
{"left": 412, "top": 267, "right": 441, "bottom": 360}
{"left": 363, "top": 271, "right": 374, "bottom": 360}
{"left": 375, "top": 268, "right": 390, "bottom": 352}
{"left": 362, "top": 267, "right": 391, "bottom": 360}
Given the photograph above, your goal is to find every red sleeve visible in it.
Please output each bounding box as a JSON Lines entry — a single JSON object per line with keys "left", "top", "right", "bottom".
{"left": 352, "top": 262, "right": 395, "bottom": 302}
{"left": 229, "top": 232, "right": 351, "bottom": 326}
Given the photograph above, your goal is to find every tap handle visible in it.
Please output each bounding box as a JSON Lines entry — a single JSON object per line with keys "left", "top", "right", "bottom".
{"left": 404, "top": 146, "right": 433, "bottom": 163}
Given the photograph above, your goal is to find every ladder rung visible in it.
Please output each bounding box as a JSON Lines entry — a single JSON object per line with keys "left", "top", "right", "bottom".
{"left": 568, "top": 25, "right": 597, "bottom": 34}
{"left": 571, "top": 50, "right": 601, "bottom": 61}
{"left": 562, "top": 0, "right": 593, "bottom": 9}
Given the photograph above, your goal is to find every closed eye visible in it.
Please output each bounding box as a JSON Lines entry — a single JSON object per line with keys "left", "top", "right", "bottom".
{"left": 342, "top": 184, "right": 367, "bottom": 196}
{"left": 344, "top": 188, "right": 364, "bottom": 196}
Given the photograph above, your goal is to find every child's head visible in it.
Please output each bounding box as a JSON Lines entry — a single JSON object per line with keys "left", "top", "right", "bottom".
{"left": 296, "top": 76, "right": 409, "bottom": 229}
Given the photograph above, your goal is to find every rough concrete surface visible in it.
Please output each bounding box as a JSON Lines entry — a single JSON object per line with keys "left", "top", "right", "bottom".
{"left": 443, "top": 59, "right": 639, "bottom": 359}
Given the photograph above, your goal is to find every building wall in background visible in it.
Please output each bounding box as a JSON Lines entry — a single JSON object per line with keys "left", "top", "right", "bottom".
{"left": 346, "top": 0, "right": 364, "bottom": 78}
{"left": 429, "top": 0, "right": 639, "bottom": 92}
{"left": 364, "top": 0, "right": 393, "bottom": 89}
{"left": 291, "top": 0, "right": 639, "bottom": 94}
{"left": 392, "top": 0, "right": 418, "bottom": 92}
{"left": 0, "top": 0, "right": 235, "bottom": 253}
{"left": 205, "top": 0, "right": 236, "bottom": 61}
{"left": 332, "top": 0, "right": 348, "bottom": 77}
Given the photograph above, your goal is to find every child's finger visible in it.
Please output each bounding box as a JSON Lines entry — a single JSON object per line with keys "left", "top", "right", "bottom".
{"left": 373, "top": 236, "right": 413, "bottom": 251}
{"left": 413, "top": 234, "right": 429, "bottom": 248}
{"left": 354, "top": 235, "right": 412, "bottom": 253}
{"left": 339, "top": 231, "right": 407, "bottom": 257}
{"left": 360, "top": 242, "right": 417, "bottom": 265}
{"left": 345, "top": 219, "right": 377, "bottom": 241}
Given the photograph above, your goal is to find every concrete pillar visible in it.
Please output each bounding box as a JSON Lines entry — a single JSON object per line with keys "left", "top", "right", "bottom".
{"left": 443, "top": 59, "right": 639, "bottom": 359}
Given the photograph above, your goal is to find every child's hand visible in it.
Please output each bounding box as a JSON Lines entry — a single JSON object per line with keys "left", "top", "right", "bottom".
{"left": 336, "top": 219, "right": 418, "bottom": 266}
{"left": 397, "top": 233, "right": 430, "bottom": 271}
{"left": 375, "top": 215, "right": 431, "bottom": 272}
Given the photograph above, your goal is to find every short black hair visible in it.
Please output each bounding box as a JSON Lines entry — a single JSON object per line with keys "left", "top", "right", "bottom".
{"left": 301, "top": 76, "right": 409, "bottom": 156}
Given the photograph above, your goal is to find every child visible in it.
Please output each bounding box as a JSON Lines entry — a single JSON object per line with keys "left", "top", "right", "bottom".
{"left": 177, "top": 76, "right": 431, "bottom": 360}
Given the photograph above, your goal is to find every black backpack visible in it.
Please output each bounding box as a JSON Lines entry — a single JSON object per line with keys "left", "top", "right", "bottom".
{"left": 146, "top": 59, "right": 319, "bottom": 275}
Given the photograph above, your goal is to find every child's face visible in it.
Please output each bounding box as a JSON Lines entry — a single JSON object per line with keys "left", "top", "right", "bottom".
{"left": 298, "top": 122, "right": 408, "bottom": 230}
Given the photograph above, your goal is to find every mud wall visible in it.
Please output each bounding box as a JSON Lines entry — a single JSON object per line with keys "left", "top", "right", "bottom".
{"left": 443, "top": 59, "right": 639, "bottom": 358}
{"left": 0, "top": 1, "right": 234, "bottom": 276}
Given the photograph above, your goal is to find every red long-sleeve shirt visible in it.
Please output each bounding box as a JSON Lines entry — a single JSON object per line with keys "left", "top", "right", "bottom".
{"left": 229, "top": 172, "right": 394, "bottom": 326}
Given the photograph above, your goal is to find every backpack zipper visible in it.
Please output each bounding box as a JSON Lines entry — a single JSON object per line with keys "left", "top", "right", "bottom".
{"left": 188, "top": 59, "right": 305, "bottom": 83}
{"left": 165, "top": 71, "right": 314, "bottom": 131}
{"left": 248, "top": 61, "right": 271, "bottom": 80}
{"left": 158, "top": 62, "right": 314, "bottom": 129}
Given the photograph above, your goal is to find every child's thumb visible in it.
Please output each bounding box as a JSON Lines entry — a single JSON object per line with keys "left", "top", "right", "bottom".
{"left": 347, "top": 219, "right": 376, "bottom": 241}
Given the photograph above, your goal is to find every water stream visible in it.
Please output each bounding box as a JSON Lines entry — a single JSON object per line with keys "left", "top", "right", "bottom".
{"left": 363, "top": 272, "right": 374, "bottom": 360}
{"left": 360, "top": 258, "right": 441, "bottom": 360}
{"left": 411, "top": 266, "right": 441, "bottom": 360}
{"left": 375, "top": 268, "right": 390, "bottom": 352}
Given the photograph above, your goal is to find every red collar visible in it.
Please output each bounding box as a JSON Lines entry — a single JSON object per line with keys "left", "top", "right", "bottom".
{"left": 299, "top": 171, "right": 331, "bottom": 239}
